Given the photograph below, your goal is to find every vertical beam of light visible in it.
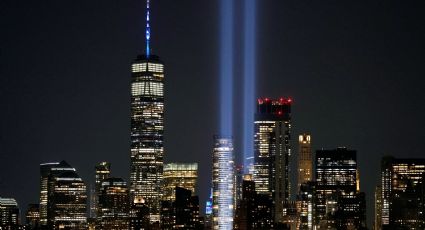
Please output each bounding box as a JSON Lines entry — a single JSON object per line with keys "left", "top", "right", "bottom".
{"left": 220, "top": 0, "right": 234, "bottom": 137}
{"left": 243, "top": 0, "right": 256, "bottom": 173}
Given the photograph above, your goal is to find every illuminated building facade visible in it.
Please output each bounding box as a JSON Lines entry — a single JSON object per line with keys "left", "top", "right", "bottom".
{"left": 161, "top": 187, "right": 202, "bottom": 229}
{"left": 43, "top": 161, "right": 87, "bottom": 229}
{"left": 380, "top": 156, "right": 425, "bottom": 229}
{"left": 163, "top": 163, "right": 198, "bottom": 201}
{"left": 253, "top": 97, "right": 292, "bottom": 223}
{"left": 234, "top": 174, "right": 273, "bottom": 229}
{"left": 297, "top": 182, "right": 315, "bottom": 230}
{"left": 0, "top": 197, "right": 20, "bottom": 229}
{"left": 94, "top": 162, "right": 111, "bottom": 218}
{"left": 374, "top": 185, "right": 382, "bottom": 230}
{"left": 212, "top": 136, "right": 235, "bottom": 230}
{"left": 298, "top": 134, "right": 312, "bottom": 190}
{"left": 130, "top": 5, "right": 165, "bottom": 223}
{"left": 39, "top": 162, "right": 60, "bottom": 226}
{"left": 98, "top": 178, "right": 129, "bottom": 229}
{"left": 315, "top": 148, "right": 366, "bottom": 229}
{"left": 25, "top": 204, "right": 40, "bottom": 229}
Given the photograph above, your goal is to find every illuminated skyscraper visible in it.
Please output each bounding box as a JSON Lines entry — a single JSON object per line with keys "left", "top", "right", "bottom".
{"left": 39, "top": 162, "right": 60, "bottom": 226}
{"left": 98, "top": 178, "right": 129, "bottom": 229}
{"left": 374, "top": 185, "right": 382, "bottom": 230}
{"left": 25, "top": 204, "right": 40, "bottom": 229}
{"left": 212, "top": 136, "right": 235, "bottom": 230}
{"left": 314, "top": 148, "right": 366, "bottom": 229}
{"left": 0, "top": 197, "right": 20, "bottom": 229}
{"left": 130, "top": 0, "right": 165, "bottom": 224}
{"left": 298, "top": 134, "right": 312, "bottom": 190}
{"left": 163, "top": 163, "right": 198, "bottom": 201}
{"left": 94, "top": 162, "right": 111, "bottom": 218}
{"left": 39, "top": 161, "right": 87, "bottom": 229}
{"left": 379, "top": 156, "right": 425, "bottom": 229}
{"left": 253, "top": 97, "right": 292, "bottom": 224}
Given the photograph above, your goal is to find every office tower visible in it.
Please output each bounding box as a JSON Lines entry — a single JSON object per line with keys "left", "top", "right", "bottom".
{"left": 315, "top": 148, "right": 366, "bottom": 229}
{"left": 374, "top": 185, "right": 382, "bottom": 230}
{"left": 212, "top": 136, "right": 235, "bottom": 230}
{"left": 253, "top": 97, "right": 292, "bottom": 223}
{"left": 0, "top": 197, "right": 20, "bottom": 228}
{"left": 161, "top": 187, "right": 202, "bottom": 229}
{"left": 39, "top": 161, "right": 87, "bottom": 229}
{"left": 39, "top": 162, "right": 60, "bottom": 226}
{"left": 130, "top": 0, "right": 165, "bottom": 224}
{"left": 94, "top": 162, "right": 111, "bottom": 218}
{"left": 298, "top": 134, "right": 312, "bottom": 190}
{"left": 234, "top": 165, "right": 244, "bottom": 210}
{"left": 379, "top": 156, "right": 425, "bottom": 229}
{"left": 234, "top": 174, "right": 275, "bottom": 229}
{"left": 98, "top": 178, "right": 129, "bottom": 229}
{"left": 297, "top": 182, "right": 315, "bottom": 230}
{"left": 25, "top": 204, "right": 40, "bottom": 229}
{"left": 163, "top": 163, "right": 198, "bottom": 201}
{"left": 129, "top": 197, "right": 150, "bottom": 230}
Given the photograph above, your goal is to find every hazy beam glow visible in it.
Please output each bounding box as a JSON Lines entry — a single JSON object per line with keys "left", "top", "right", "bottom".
{"left": 219, "top": 0, "right": 234, "bottom": 136}
{"left": 243, "top": 0, "right": 256, "bottom": 173}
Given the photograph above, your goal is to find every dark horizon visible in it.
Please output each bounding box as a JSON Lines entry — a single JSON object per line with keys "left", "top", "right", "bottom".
{"left": 1, "top": 0, "right": 425, "bottom": 227}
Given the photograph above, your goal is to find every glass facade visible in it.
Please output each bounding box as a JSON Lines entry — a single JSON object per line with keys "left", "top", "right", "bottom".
{"left": 163, "top": 163, "right": 198, "bottom": 201}
{"left": 380, "top": 156, "right": 425, "bottom": 229}
{"left": 0, "top": 197, "right": 20, "bottom": 228}
{"left": 130, "top": 54, "right": 165, "bottom": 223}
{"left": 98, "top": 178, "right": 129, "bottom": 229}
{"left": 253, "top": 98, "right": 291, "bottom": 223}
{"left": 41, "top": 161, "right": 87, "bottom": 229}
{"left": 212, "top": 136, "right": 234, "bottom": 230}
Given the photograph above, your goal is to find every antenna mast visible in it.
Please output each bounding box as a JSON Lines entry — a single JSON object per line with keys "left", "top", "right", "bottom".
{"left": 145, "top": 0, "right": 151, "bottom": 57}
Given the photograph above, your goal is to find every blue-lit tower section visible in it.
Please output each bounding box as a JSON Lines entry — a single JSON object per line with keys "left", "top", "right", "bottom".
{"left": 212, "top": 136, "right": 235, "bottom": 230}
{"left": 213, "top": 0, "right": 235, "bottom": 229}
{"left": 129, "top": 0, "right": 164, "bottom": 224}
{"left": 242, "top": 0, "right": 257, "bottom": 174}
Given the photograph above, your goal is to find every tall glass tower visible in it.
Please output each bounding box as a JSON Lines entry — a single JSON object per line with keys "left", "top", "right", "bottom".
{"left": 130, "top": 0, "right": 164, "bottom": 223}
{"left": 212, "top": 136, "right": 235, "bottom": 230}
{"left": 253, "top": 97, "right": 292, "bottom": 224}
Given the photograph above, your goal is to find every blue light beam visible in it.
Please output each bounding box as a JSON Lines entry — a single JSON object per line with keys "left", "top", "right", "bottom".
{"left": 243, "top": 0, "right": 256, "bottom": 173}
{"left": 219, "top": 0, "right": 234, "bottom": 137}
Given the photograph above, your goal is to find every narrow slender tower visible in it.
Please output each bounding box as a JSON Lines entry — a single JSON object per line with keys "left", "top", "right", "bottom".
{"left": 130, "top": 0, "right": 165, "bottom": 224}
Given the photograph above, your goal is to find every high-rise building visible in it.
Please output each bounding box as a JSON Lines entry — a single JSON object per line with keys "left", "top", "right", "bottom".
{"left": 94, "top": 162, "right": 111, "bottom": 218}
{"left": 298, "top": 134, "right": 312, "bottom": 191}
{"left": 39, "top": 161, "right": 87, "bottom": 229}
{"left": 129, "top": 197, "right": 150, "bottom": 230}
{"left": 25, "top": 204, "right": 40, "bottom": 229}
{"left": 374, "top": 185, "right": 382, "bottom": 230}
{"left": 212, "top": 136, "right": 235, "bottom": 230}
{"left": 163, "top": 163, "right": 198, "bottom": 201}
{"left": 297, "top": 182, "right": 315, "bottom": 230}
{"left": 129, "top": 0, "right": 165, "bottom": 224}
{"left": 253, "top": 97, "right": 292, "bottom": 223}
{"left": 379, "top": 156, "right": 425, "bottom": 229}
{"left": 39, "top": 162, "right": 60, "bottom": 226}
{"left": 234, "top": 174, "right": 274, "bottom": 230}
{"left": 161, "top": 187, "right": 203, "bottom": 229}
{"left": 314, "top": 148, "right": 366, "bottom": 229}
{"left": 98, "top": 178, "right": 129, "bottom": 229}
{"left": 0, "top": 197, "right": 20, "bottom": 229}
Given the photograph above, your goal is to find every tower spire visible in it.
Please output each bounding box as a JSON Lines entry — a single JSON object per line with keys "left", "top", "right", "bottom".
{"left": 145, "top": 0, "right": 151, "bottom": 57}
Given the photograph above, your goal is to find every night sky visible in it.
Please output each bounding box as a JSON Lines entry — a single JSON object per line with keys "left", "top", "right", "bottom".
{"left": 1, "top": 0, "right": 425, "bottom": 226}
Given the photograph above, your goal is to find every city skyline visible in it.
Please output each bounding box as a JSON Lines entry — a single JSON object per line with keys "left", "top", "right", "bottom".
{"left": 1, "top": 0, "right": 425, "bottom": 228}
